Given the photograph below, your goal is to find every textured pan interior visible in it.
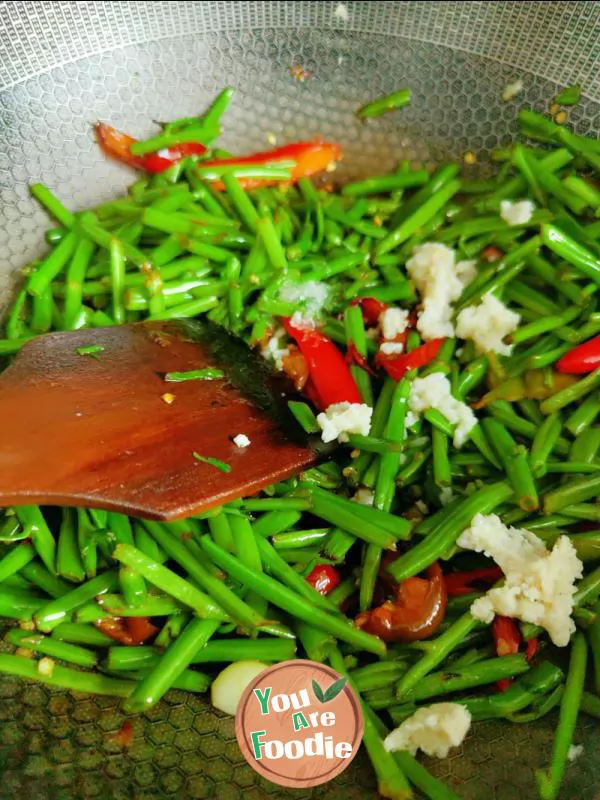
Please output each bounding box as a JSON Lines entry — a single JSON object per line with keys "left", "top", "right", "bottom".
{"left": 1, "top": 1, "right": 600, "bottom": 797}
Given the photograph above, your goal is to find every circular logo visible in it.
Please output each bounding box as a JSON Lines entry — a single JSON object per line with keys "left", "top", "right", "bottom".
{"left": 235, "top": 659, "right": 363, "bottom": 789}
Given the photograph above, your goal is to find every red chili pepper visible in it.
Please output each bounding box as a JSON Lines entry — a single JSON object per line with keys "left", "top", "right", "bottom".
{"left": 96, "top": 124, "right": 143, "bottom": 169}
{"left": 557, "top": 336, "right": 600, "bottom": 374}
{"left": 95, "top": 123, "right": 207, "bottom": 173}
{"left": 201, "top": 140, "right": 342, "bottom": 190}
{"left": 111, "top": 721, "right": 134, "bottom": 747}
{"left": 125, "top": 616, "right": 159, "bottom": 645}
{"left": 377, "top": 338, "right": 445, "bottom": 381}
{"left": 306, "top": 564, "right": 341, "bottom": 595}
{"left": 283, "top": 318, "right": 362, "bottom": 409}
{"left": 351, "top": 297, "right": 389, "bottom": 326}
{"left": 443, "top": 566, "right": 503, "bottom": 597}
{"left": 142, "top": 142, "right": 209, "bottom": 173}
{"left": 96, "top": 124, "right": 341, "bottom": 184}
{"left": 525, "top": 637, "right": 539, "bottom": 662}
{"left": 481, "top": 245, "right": 504, "bottom": 264}
{"left": 346, "top": 341, "right": 376, "bottom": 376}
{"left": 492, "top": 616, "right": 520, "bottom": 656}
{"left": 94, "top": 615, "right": 159, "bottom": 645}
{"left": 302, "top": 376, "right": 324, "bottom": 409}
{"left": 492, "top": 615, "right": 521, "bottom": 692}
{"left": 94, "top": 616, "right": 133, "bottom": 645}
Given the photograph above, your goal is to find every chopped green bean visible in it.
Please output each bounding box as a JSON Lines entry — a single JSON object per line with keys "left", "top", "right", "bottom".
{"left": 357, "top": 88, "right": 412, "bottom": 120}
{"left": 537, "top": 633, "right": 587, "bottom": 800}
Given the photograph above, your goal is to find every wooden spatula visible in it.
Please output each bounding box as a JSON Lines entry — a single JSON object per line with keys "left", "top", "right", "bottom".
{"left": 0, "top": 320, "right": 323, "bottom": 520}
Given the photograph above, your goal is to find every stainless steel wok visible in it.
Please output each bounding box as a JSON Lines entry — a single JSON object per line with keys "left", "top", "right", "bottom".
{"left": 0, "top": 2, "right": 599, "bottom": 797}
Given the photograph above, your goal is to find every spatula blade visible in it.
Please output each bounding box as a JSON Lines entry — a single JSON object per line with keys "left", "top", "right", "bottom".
{"left": 0, "top": 320, "right": 319, "bottom": 519}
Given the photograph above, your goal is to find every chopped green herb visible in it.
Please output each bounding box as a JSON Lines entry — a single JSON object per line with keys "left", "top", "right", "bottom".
{"left": 554, "top": 84, "right": 581, "bottom": 106}
{"left": 164, "top": 368, "right": 225, "bottom": 382}
{"left": 192, "top": 452, "right": 232, "bottom": 473}
{"left": 356, "top": 89, "right": 412, "bottom": 120}
{"left": 76, "top": 345, "right": 105, "bottom": 359}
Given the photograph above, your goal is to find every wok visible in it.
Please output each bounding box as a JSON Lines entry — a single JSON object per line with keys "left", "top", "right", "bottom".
{"left": 0, "top": 2, "right": 599, "bottom": 797}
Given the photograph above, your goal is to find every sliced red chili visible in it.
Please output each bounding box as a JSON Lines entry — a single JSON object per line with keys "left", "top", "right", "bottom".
{"left": 125, "top": 616, "right": 159, "bottom": 645}
{"left": 96, "top": 124, "right": 342, "bottom": 185}
{"left": 377, "top": 338, "right": 445, "bottom": 381}
{"left": 481, "top": 245, "right": 504, "bottom": 263}
{"left": 302, "top": 376, "right": 324, "bottom": 409}
{"left": 201, "top": 140, "right": 342, "bottom": 190}
{"left": 94, "top": 616, "right": 133, "bottom": 645}
{"left": 556, "top": 336, "right": 600, "bottom": 374}
{"left": 351, "top": 296, "right": 389, "bottom": 326}
{"left": 525, "top": 637, "right": 539, "bottom": 662}
{"left": 345, "top": 342, "right": 376, "bottom": 376}
{"left": 492, "top": 615, "right": 521, "bottom": 657}
{"left": 96, "top": 123, "right": 207, "bottom": 173}
{"left": 283, "top": 318, "right": 362, "bottom": 409}
{"left": 96, "top": 123, "right": 145, "bottom": 170}
{"left": 443, "top": 566, "right": 503, "bottom": 597}
{"left": 141, "top": 142, "right": 209, "bottom": 173}
{"left": 492, "top": 615, "right": 521, "bottom": 693}
{"left": 111, "top": 721, "right": 134, "bottom": 747}
{"left": 306, "top": 564, "right": 341, "bottom": 595}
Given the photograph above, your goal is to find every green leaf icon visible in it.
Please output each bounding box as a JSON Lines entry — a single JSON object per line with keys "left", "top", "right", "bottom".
{"left": 312, "top": 679, "right": 326, "bottom": 703}
{"left": 312, "top": 676, "right": 347, "bottom": 703}
{"left": 323, "top": 677, "right": 347, "bottom": 702}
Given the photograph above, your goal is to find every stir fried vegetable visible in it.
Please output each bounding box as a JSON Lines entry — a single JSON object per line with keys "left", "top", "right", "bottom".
{"left": 3, "top": 85, "right": 600, "bottom": 800}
